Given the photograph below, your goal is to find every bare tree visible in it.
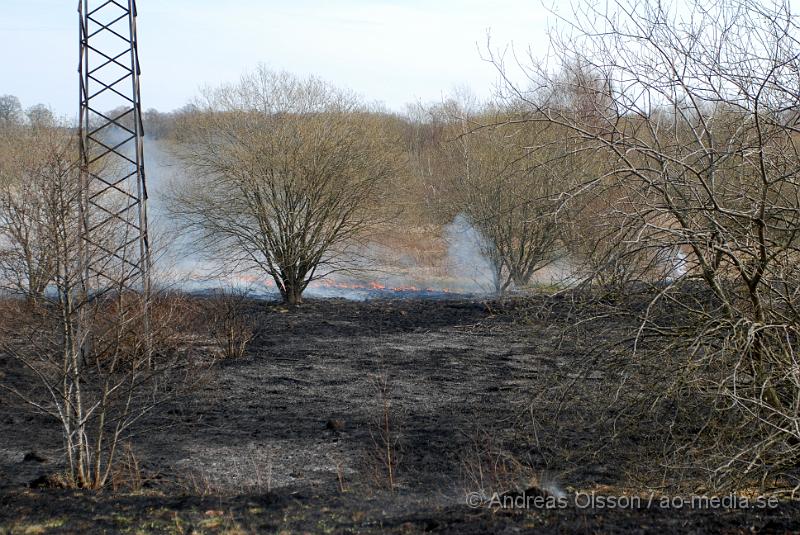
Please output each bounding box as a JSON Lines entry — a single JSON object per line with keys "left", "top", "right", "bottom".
{"left": 0, "top": 120, "right": 71, "bottom": 302}
{"left": 0, "top": 118, "right": 197, "bottom": 489}
{"left": 0, "top": 95, "right": 22, "bottom": 124}
{"left": 491, "top": 0, "right": 800, "bottom": 490}
{"left": 25, "top": 104, "right": 55, "bottom": 128}
{"left": 1, "top": 291, "right": 194, "bottom": 488}
{"left": 430, "top": 100, "right": 566, "bottom": 293}
{"left": 170, "top": 67, "right": 400, "bottom": 304}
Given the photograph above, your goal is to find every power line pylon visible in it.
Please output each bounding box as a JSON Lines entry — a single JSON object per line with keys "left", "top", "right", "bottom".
{"left": 78, "top": 0, "right": 151, "bottom": 362}
{"left": 78, "top": 0, "right": 150, "bottom": 298}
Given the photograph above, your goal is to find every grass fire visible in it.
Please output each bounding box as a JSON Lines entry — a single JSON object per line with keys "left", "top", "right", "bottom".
{"left": 2, "top": 0, "right": 800, "bottom": 533}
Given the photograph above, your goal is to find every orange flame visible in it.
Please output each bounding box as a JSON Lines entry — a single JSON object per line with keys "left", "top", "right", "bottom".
{"left": 208, "top": 274, "right": 453, "bottom": 294}
{"left": 315, "top": 279, "right": 452, "bottom": 293}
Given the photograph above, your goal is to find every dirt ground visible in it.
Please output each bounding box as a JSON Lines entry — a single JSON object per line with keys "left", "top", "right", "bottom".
{"left": 1, "top": 296, "right": 799, "bottom": 533}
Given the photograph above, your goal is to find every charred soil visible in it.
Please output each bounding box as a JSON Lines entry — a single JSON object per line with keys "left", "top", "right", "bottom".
{"left": 1, "top": 296, "right": 799, "bottom": 533}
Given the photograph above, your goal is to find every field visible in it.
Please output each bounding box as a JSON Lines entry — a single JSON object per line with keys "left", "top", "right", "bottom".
{"left": 2, "top": 296, "right": 799, "bottom": 534}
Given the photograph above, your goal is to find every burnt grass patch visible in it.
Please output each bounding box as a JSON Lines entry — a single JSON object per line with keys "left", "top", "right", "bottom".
{"left": 1, "top": 296, "right": 800, "bottom": 533}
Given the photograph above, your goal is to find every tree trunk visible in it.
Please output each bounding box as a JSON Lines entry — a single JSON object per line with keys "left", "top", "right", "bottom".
{"left": 284, "top": 286, "right": 304, "bottom": 305}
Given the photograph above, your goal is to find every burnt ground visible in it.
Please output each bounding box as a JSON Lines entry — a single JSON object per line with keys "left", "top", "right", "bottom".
{"left": 1, "top": 296, "right": 800, "bottom": 533}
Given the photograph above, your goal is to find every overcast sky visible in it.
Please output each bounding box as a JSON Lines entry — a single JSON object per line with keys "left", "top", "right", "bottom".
{"left": 0, "top": 0, "right": 551, "bottom": 118}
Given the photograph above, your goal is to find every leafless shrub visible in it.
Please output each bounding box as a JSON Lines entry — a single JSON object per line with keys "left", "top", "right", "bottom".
{"left": 366, "top": 373, "right": 401, "bottom": 491}
{"left": 207, "top": 288, "right": 255, "bottom": 360}
{"left": 109, "top": 442, "right": 145, "bottom": 493}
{"left": 460, "top": 427, "right": 535, "bottom": 499}
{"left": 334, "top": 457, "right": 349, "bottom": 493}
{"left": 175, "top": 468, "right": 215, "bottom": 497}
{"left": 148, "top": 292, "right": 209, "bottom": 356}
{"left": 489, "top": 0, "right": 800, "bottom": 493}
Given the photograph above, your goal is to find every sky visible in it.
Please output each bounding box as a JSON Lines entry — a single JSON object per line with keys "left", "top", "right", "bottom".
{"left": 0, "top": 0, "right": 551, "bottom": 118}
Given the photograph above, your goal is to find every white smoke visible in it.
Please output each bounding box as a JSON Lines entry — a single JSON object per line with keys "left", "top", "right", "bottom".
{"left": 443, "top": 214, "right": 497, "bottom": 294}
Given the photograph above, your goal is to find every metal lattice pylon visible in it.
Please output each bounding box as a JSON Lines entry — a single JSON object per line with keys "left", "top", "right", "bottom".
{"left": 78, "top": 0, "right": 150, "bottom": 295}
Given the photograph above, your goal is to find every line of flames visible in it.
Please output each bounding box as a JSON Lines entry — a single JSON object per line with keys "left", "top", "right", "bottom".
{"left": 229, "top": 274, "right": 453, "bottom": 293}
{"left": 314, "top": 279, "right": 453, "bottom": 293}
